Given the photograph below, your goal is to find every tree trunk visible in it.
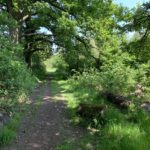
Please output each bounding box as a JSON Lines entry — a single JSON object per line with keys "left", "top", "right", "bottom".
{"left": 9, "top": 27, "right": 20, "bottom": 43}
{"left": 6, "top": 0, "right": 21, "bottom": 43}
{"left": 24, "top": 51, "right": 32, "bottom": 68}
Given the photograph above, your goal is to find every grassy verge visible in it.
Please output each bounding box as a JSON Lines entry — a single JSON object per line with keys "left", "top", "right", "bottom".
{"left": 0, "top": 84, "right": 44, "bottom": 147}
{"left": 50, "top": 78, "right": 150, "bottom": 150}
{"left": 0, "top": 113, "right": 21, "bottom": 146}
{"left": 45, "top": 58, "right": 150, "bottom": 150}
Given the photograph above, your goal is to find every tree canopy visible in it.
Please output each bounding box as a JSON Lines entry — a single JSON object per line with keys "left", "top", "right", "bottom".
{"left": 0, "top": 0, "right": 128, "bottom": 68}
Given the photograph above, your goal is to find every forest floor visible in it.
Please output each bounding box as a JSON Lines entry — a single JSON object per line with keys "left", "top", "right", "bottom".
{"left": 1, "top": 77, "right": 85, "bottom": 150}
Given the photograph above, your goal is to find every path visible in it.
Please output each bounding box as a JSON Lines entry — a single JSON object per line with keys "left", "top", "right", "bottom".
{"left": 1, "top": 80, "right": 85, "bottom": 150}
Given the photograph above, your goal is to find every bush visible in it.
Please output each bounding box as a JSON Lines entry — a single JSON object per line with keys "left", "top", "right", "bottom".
{"left": 0, "top": 50, "right": 35, "bottom": 112}
{"left": 0, "top": 53, "right": 34, "bottom": 97}
{"left": 99, "top": 53, "right": 137, "bottom": 95}
{"left": 136, "top": 62, "right": 150, "bottom": 99}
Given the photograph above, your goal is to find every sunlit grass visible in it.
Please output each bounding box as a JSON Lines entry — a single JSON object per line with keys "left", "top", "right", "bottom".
{"left": 98, "top": 123, "right": 149, "bottom": 150}
{"left": 47, "top": 56, "right": 150, "bottom": 150}
{"left": 51, "top": 77, "right": 150, "bottom": 150}
{"left": 51, "top": 80, "right": 78, "bottom": 107}
{"left": 44, "top": 58, "right": 55, "bottom": 73}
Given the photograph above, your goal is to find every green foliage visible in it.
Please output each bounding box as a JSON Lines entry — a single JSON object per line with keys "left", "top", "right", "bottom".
{"left": 32, "top": 54, "right": 47, "bottom": 80}
{"left": 68, "top": 53, "right": 137, "bottom": 97}
{"left": 1, "top": 0, "right": 150, "bottom": 149}
{"left": 99, "top": 53, "right": 137, "bottom": 95}
{"left": 0, "top": 37, "right": 35, "bottom": 113}
{"left": 123, "top": 2, "right": 150, "bottom": 63}
{"left": 50, "top": 54, "right": 69, "bottom": 79}
{"left": 104, "top": 108, "right": 125, "bottom": 124}
{"left": 0, "top": 12, "right": 17, "bottom": 32}
{"left": 99, "top": 123, "right": 149, "bottom": 150}
{"left": 7, "top": 114, "right": 21, "bottom": 131}
{"left": 136, "top": 62, "right": 150, "bottom": 98}
{"left": 52, "top": 77, "right": 150, "bottom": 150}
{"left": 0, "top": 51, "right": 35, "bottom": 96}
{"left": 0, "top": 113, "right": 21, "bottom": 147}
{"left": 56, "top": 134, "right": 96, "bottom": 150}
{"left": 130, "top": 109, "right": 150, "bottom": 134}
{"left": 0, "top": 127, "right": 16, "bottom": 146}
{"left": 70, "top": 69, "right": 100, "bottom": 90}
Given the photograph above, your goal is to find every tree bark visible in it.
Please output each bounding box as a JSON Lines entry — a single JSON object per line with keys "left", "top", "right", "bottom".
{"left": 9, "top": 27, "right": 20, "bottom": 43}
{"left": 6, "top": 0, "right": 21, "bottom": 43}
{"left": 24, "top": 51, "right": 32, "bottom": 68}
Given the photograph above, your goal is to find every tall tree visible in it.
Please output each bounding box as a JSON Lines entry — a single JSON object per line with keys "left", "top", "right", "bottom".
{"left": 0, "top": 0, "right": 126, "bottom": 69}
{"left": 122, "top": 2, "right": 150, "bottom": 63}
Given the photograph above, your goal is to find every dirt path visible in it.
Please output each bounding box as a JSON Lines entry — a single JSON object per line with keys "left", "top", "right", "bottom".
{"left": 1, "top": 80, "right": 85, "bottom": 150}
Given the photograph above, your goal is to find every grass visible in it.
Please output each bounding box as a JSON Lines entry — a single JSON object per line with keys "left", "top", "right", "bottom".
{"left": 56, "top": 134, "right": 99, "bottom": 150}
{"left": 50, "top": 80, "right": 79, "bottom": 121}
{"left": 0, "top": 113, "right": 21, "bottom": 146}
{"left": 41, "top": 57, "right": 150, "bottom": 149}
{"left": 98, "top": 122, "right": 149, "bottom": 150}
{"left": 0, "top": 127, "right": 16, "bottom": 146}
{"left": 50, "top": 77, "right": 102, "bottom": 149}
{"left": 50, "top": 75, "right": 150, "bottom": 150}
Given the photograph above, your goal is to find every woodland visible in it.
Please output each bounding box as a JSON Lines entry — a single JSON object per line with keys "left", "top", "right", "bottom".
{"left": 0, "top": 0, "right": 150, "bottom": 149}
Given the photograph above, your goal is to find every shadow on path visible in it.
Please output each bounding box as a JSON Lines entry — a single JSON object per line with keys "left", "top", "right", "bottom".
{"left": 1, "top": 78, "right": 85, "bottom": 150}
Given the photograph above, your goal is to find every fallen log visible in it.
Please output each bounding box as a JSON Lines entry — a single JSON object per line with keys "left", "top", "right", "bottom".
{"left": 102, "top": 92, "right": 132, "bottom": 109}
{"left": 77, "top": 103, "right": 107, "bottom": 118}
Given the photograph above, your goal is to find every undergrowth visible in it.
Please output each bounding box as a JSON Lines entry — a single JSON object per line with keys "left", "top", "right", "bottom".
{"left": 51, "top": 75, "right": 150, "bottom": 150}
{"left": 0, "top": 113, "right": 21, "bottom": 146}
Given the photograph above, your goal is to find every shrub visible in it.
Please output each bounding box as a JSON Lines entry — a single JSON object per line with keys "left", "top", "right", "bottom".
{"left": 136, "top": 62, "right": 150, "bottom": 99}
{"left": 99, "top": 53, "right": 137, "bottom": 95}
{"left": 0, "top": 51, "right": 35, "bottom": 95}
{"left": 0, "top": 50, "right": 35, "bottom": 112}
